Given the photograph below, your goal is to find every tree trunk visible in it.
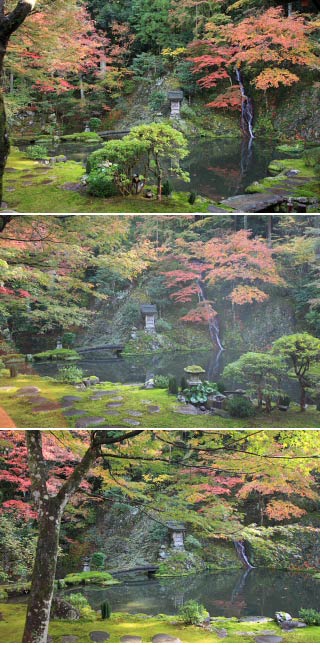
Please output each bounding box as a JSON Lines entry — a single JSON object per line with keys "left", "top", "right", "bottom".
{"left": 0, "top": 81, "right": 10, "bottom": 207}
{"left": 300, "top": 381, "right": 306, "bottom": 412}
{"left": 22, "top": 500, "right": 62, "bottom": 643}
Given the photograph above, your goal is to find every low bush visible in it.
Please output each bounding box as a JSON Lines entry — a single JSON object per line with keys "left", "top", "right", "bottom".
{"left": 178, "top": 600, "right": 209, "bottom": 625}
{"left": 298, "top": 608, "right": 320, "bottom": 626}
{"left": 185, "top": 535, "right": 202, "bottom": 550}
{"left": 227, "top": 396, "right": 256, "bottom": 418}
{"left": 88, "top": 117, "right": 102, "bottom": 131}
{"left": 69, "top": 593, "right": 96, "bottom": 621}
{"left": 86, "top": 168, "right": 118, "bottom": 198}
{"left": 154, "top": 374, "right": 169, "bottom": 389}
{"left": 91, "top": 552, "right": 106, "bottom": 570}
{"left": 56, "top": 365, "right": 84, "bottom": 384}
{"left": 156, "top": 318, "right": 172, "bottom": 332}
{"left": 184, "top": 381, "right": 217, "bottom": 405}
{"left": 25, "top": 144, "right": 48, "bottom": 160}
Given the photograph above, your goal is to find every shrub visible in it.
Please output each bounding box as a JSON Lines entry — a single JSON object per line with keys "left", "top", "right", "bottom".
{"left": 86, "top": 168, "right": 118, "bottom": 198}
{"left": 62, "top": 332, "right": 76, "bottom": 348}
{"left": 216, "top": 381, "right": 226, "bottom": 394}
{"left": 278, "top": 395, "right": 291, "bottom": 407}
{"left": 154, "top": 374, "right": 169, "bottom": 389}
{"left": 56, "top": 365, "right": 84, "bottom": 384}
{"left": 101, "top": 601, "right": 111, "bottom": 620}
{"left": 184, "top": 381, "right": 217, "bottom": 405}
{"left": 178, "top": 600, "right": 209, "bottom": 625}
{"left": 168, "top": 376, "right": 179, "bottom": 395}
{"left": 89, "top": 117, "right": 102, "bottom": 131}
{"left": 185, "top": 535, "right": 202, "bottom": 550}
{"left": 227, "top": 396, "right": 256, "bottom": 418}
{"left": 298, "top": 608, "right": 320, "bottom": 626}
{"left": 148, "top": 90, "right": 166, "bottom": 112}
{"left": 80, "top": 605, "right": 96, "bottom": 621}
{"left": 188, "top": 191, "right": 197, "bottom": 205}
{"left": 162, "top": 180, "right": 173, "bottom": 197}
{"left": 156, "top": 318, "right": 172, "bottom": 332}
{"left": 91, "top": 552, "right": 106, "bottom": 570}
{"left": 69, "top": 593, "right": 89, "bottom": 610}
{"left": 25, "top": 144, "right": 48, "bottom": 160}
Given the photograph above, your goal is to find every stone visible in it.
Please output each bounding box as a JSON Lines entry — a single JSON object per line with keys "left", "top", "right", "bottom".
{"left": 123, "top": 419, "right": 141, "bottom": 426}
{"left": 255, "top": 636, "right": 282, "bottom": 643}
{"left": 280, "top": 621, "right": 307, "bottom": 631}
{"left": 107, "top": 403, "right": 123, "bottom": 408}
{"left": 120, "top": 637, "right": 143, "bottom": 643}
{"left": 275, "top": 612, "right": 292, "bottom": 625}
{"left": 51, "top": 598, "right": 80, "bottom": 621}
{"left": 126, "top": 410, "right": 143, "bottom": 417}
{"left": 145, "top": 378, "right": 154, "bottom": 389}
{"left": 75, "top": 416, "right": 106, "bottom": 428}
{"left": 28, "top": 396, "right": 54, "bottom": 406}
{"left": 63, "top": 409, "right": 87, "bottom": 417}
{"left": 61, "top": 396, "right": 82, "bottom": 407}
{"left": 97, "top": 390, "right": 120, "bottom": 396}
{"left": 105, "top": 410, "right": 120, "bottom": 416}
{"left": 240, "top": 617, "right": 273, "bottom": 624}
{"left": 151, "top": 635, "right": 181, "bottom": 643}
{"left": 32, "top": 401, "right": 61, "bottom": 412}
{"left": 176, "top": 404, "right": 200, "bottom": 415}
{"left": 90, "top": 393, "right": 109, "bottom": 400}
{"left": 213, "top": 628, "right": 228, "bottom": 638}
{"left": 16, "top": 386, "right": 40, "bottom": 396}
{"left": 0, "top": 387, "right": 15, "bottom": 392}
{"left": 89, "top": 631, "right": 110, "bottom": 642}
{"left": 147, "top": 405, "right": 161, "bottom": 413}
{"left": 60, "top": 636, "right": 79, "bottom": 642}
{"left": 109, "top": 396, "right": 124, "bottom": 402}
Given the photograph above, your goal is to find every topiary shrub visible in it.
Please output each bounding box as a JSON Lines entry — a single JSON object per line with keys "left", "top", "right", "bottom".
{"left": 89, "top": 117, "right": 102, "bottom": 132}
{"left": 162, "top": 180, "right": 173, "bottom": 197}
{"left": 188, "top": 191, "right": 197, "bottom": 205}
{"left": 298, "top": 608, "right": 320, "bottom": 626}
{"left": 101, "top": 600, "right": 111, "bottom": 620}
{"left": 227, "top": 396, "right": 255, "bottom": 418}
{"left": 178, "top": 600, "right": 209, "bottom": 625}
{"left": 25, "top": 144, "right": 48, "bottom": 160}
{"left": 168, "top": 376, "right": 179, "bottom": 395}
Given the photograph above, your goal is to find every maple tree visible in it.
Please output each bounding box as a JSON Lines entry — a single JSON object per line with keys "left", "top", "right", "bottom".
{"left": 189, "top": 7, "right": 318, "bottom": 114}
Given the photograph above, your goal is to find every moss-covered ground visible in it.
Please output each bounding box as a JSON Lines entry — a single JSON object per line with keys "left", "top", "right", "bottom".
{"left": 3, "top": 148, "right": 210, "bottom": 213}
{"left": 0, "top": 374, "right": 319, "bottom": 428}
{"left": 1, "top": 602, "right": 320, "bottom": 643}
{"left": 245, "top": 156, "right": 319, "bottom": 202}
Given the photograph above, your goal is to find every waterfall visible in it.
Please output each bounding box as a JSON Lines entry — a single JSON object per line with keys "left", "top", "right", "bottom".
{"left": 233, "top": 540, "right": 254, "bottom": 569}
{"left": 197, "top": 278, "right": 224, "bottom": 351}
{"left": 235, "top": 68, "right": 255, "bottom": 140}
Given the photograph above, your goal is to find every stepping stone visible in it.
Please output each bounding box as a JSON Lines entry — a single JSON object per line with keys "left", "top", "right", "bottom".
{"left": 75, "top": 416, "right": 105, "bottom": 428}
{"left": 32, "top": 401, "right": 61, "bottom": 412}
{"left": 107, "top": 403, "right": 123, "bottom": 408}
{"left": 60, "top": 636, "right": 79, "bottom": 642}
{"left": 120, "top": 637, "right": 142, "bottom": 643}
{"left": 40, "top": 179, "right": 54, "bottom": 185}
{"left": 96, "top": 390, "right": 120, "bottom": 396}
{"left": 61, "top": 396, "right": 82, "bottom": 407}
{"left": 6, "top": 187, "right": 15, "bottom": 192}
{"left": 105, "top": 410, "right": 120, "bottom": 416}
{"left": 23, "top": 182, "right": 33, "bottom": 186}
{"left": 16, "top": 386, "right": 40, "bottom": 396}
{"left": 147, "top": 405, "right": 160, "bottom": 413}
{"left": 255, "top": 637, "right": 282, "bottom": 643}
{"left": 5, "top": 168, "right": 18, "bottom": 173}
{"left": 89, "top": 631, "right": 110, "bottom": 642}
{"left": 123, "top": 419, "right": 141, "bottom": 426}
{"left": 28, "top": 396, "right": 53, "bottom": 406}
{"left": 152, "top": 635, "right": 181, "bottom": 643}
{"left": 63, "top": 408, "right": 87, "bottom": 417}
{"left": 176, "top": 404, "right": 200, "bottom": 415}
{"left": 141, "top": 400, "right": 152, "bottom": 404}
{"left": 90, "top": 393, "right": 110, "bottom": 400}
{"left": 126, "top": 410, "right": 143, "bottom": 417}
{"left": 109, "top": 396, "right": 124, "bottom": 402}
{"left": 214, "top": 629, "right": 227, "bottom": 639}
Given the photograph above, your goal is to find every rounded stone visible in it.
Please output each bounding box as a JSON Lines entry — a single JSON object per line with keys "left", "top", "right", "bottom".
{"left": 89, "top": 631, "right": 110, "bottom": 642}
{"left": 147, "top": 405, "right": 161, "bottom": 413}
{"left": 63, "top": 409, "right": 87, "bottom": 417}
{"left": 61, "top": 396, "right": 82, "bottom": 407}
{"left": 120, "top": 637, "right": 143, "bottom": 643}
{"left": 16, "top": 386, "right": 40, "bottom": 396}
{"left": 123, "top": 419, "right": 141, "bottom": 426}
{"left": 75, "top": 416, "right": 105, "bottom": 428}
{"left": 255, "top": 637, "right": 282, "bottom": 643}
{"left": 60, "top": 636, "right": 79, "bottom": 642}
{"left": 126, "top": 410, "right": 143, "bottom": 417}
{"left": 107, "top": 403, "right": 123, "bottom": 408}
{"left": 151, "top": 635, "right": 181, "bottom": 643}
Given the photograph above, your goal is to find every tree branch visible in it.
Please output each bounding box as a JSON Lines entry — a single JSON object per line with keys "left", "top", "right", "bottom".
{"left": 1, "top": 0, "right": 36, "bottom": 37}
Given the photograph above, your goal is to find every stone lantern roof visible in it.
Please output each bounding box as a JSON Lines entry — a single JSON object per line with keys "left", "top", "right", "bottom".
{"left": 167, "top": 90, "right": 184, "bottom": 101}
{"left": 140, "top": 304, "right": 157, "bottom": 315}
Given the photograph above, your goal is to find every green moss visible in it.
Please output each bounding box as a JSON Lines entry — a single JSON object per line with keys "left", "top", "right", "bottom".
{"left": 276, "top": 143, "right": 305, "bottom": 154}
{"left": 63, "top": 571, "right": 118, "bottom": 587}
{"left": 3, "top": 149, "right": 210, "bottom": 213}
{"left": 60, "top": 132, "right": 103, "bottom": 142}
{"left": 33, "top": 349, "right": 81, "bottom": 362}
{"left": 0, "top": 374, "right": 319, "bottom": 428}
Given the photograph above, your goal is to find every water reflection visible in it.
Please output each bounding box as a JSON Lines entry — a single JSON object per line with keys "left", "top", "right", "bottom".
{"left": 62, "top": 569, "right": 320, "bottom": 618}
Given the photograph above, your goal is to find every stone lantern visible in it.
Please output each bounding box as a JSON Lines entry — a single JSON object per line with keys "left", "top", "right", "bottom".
{"left": 167, "top": 90, "right": 184, "bottom": 118}
{"left": 166, "top": 521, "right": 186, "bottom": 551}
{"left": 184, "top": 365, "right": 206, "bottom": 386}
{"left": 140, "top": 304, "right": 157, "bottom": 332}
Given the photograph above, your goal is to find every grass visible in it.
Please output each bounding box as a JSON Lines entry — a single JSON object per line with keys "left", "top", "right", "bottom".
{"left": 0, "top": 374, "right": 319, "bottom": 428}
{"left": 245, "top": 156, "right": 319, "bottom": 198}
{"left": 3, "top": 148, "right": 211, "bottom": 213}
{"left": 1, "top": 602, "right": 320, "bottom": 643}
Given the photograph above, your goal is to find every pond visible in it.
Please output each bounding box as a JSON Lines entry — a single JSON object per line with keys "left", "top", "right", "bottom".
{"left": 61, "top": 569, "right": 320, "bottom": 619}
{"left": 23, "top": 136, "right": 279, "bottom": 201}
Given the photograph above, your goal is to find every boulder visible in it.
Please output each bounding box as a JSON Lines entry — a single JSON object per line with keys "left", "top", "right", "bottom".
{"left": 145, "top": 378, "right": 155, "bottom": 389}
{"left": 275, "top": 612, "right": 292, "bottom": 624}
{"left": 280, "top": 621, "right": 307, "bottom": 631}
{"left": 50, "top": 598, "right": 80, "bottom": 621}
{"left": 89, "top": 631, "right": 110, "bottom": 642}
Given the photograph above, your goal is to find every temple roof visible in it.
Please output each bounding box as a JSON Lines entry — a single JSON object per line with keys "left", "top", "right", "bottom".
{"left": 167, "top": 90, "right": 184, "bottom": 100}
{"left": 140, "top": 304, "right": 157, "bottom": 315}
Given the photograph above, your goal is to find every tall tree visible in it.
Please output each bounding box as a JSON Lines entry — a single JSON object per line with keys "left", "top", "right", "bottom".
{"left": 0, "top": 0, "right": 37, "bottom": 205}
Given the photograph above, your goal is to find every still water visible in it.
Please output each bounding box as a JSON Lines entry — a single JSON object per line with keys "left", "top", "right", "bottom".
{"left": 40, "top": 137, "right": 278, "bottom": 201}
{"left": 62, "top": 569, "right": 320, "bottom": 618}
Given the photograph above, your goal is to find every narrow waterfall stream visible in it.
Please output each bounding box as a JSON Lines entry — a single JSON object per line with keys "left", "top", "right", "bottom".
{"left": 197, "top": 278, "right": 224, "bottom": 351}
{"left": 235, "top": 68, "right": 255, "bottom": 140}
{"left": 233, "top": 540, "right": 255, "bottom": 569}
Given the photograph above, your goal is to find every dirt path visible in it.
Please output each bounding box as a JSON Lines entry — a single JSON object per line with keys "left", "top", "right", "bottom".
{"left": 0, "top": 406, "right": 16, "bottom": 428}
